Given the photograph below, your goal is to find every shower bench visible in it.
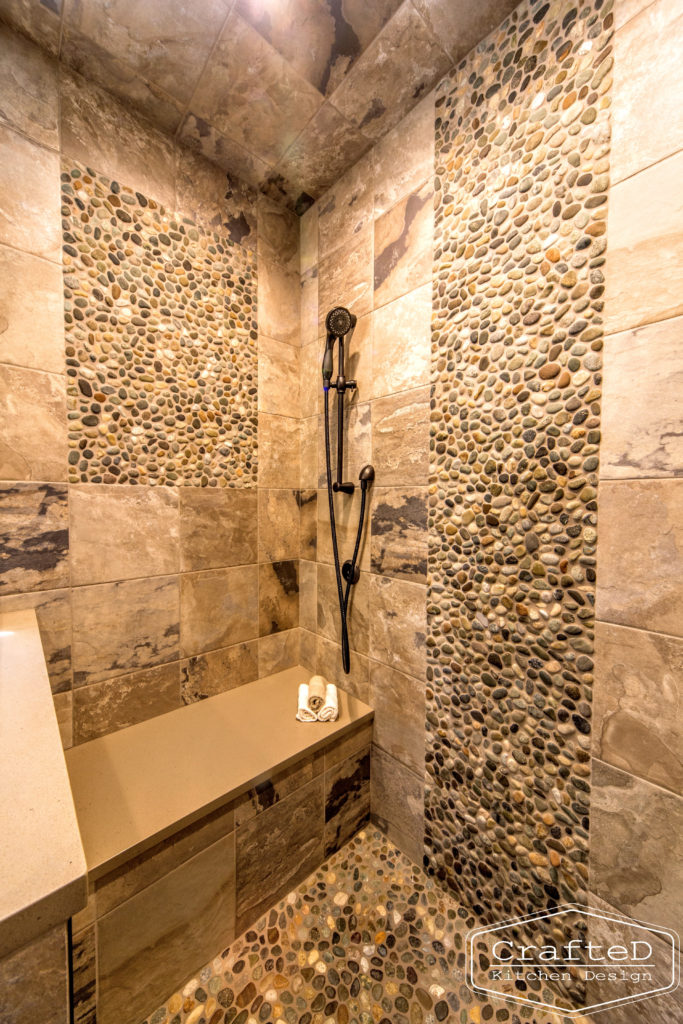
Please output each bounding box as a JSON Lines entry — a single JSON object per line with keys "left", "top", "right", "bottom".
{"left": 65, "top": 666, "right": 373, "bottom": 1024}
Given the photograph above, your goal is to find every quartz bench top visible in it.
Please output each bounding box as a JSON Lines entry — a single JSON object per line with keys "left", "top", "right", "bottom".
{"left": 0, "top": 609, "right": 87, "bottom": 960}
{"left": 66, "top": 667, "right": 373, "bottom": 880}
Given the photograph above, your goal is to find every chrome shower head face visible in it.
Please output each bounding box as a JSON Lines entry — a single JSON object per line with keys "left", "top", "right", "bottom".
{"left": 325, "top": 306, "right": 356, "bottom": 337}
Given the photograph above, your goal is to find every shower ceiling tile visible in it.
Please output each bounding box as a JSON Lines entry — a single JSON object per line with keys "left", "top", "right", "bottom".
{"left": 178, "top": 112, "right": 272, "bottom": 192}
{"left": 63, "top": 0, "right": 232, "bottom": 105}
{"left": 412, "top": 0, "right": 519, "bottom": 64}
{"left": 330, "top": 2, "right": 451, "bottom": 142}
{"left": 190, "top": 12, "right": 323, "bottom": 168}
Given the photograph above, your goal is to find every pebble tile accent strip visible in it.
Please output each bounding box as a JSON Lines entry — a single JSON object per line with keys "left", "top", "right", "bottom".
{"left": 61, "top": 162, "right": 258, "bottom": 487}
{"left": 142, "top": 828, "right": 593, "bottom": 1024}
{"left": 426, "top": 0, "right": 612, "bottom": 925}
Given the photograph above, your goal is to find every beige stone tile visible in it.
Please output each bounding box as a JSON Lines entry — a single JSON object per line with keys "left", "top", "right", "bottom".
{"left": 257, "top": 194, "right": 299, "bottom": 271}
{"left": 180, "top": 564, "right": 258, "bottom": 657}
{"left": 317, "top": 313, "right": 372, "bottom": 416}
{"left": 64, "top": 0, "right": 230, "bottom": 106}
{"left": 317, "top": 484, "right": 373, "bottom": 574}
{"left": 180, "top": 640, "right": 258, "bottom": 703}
{"left": 331, "top": 2, "right": 450, "bottom": 142}
{"left": 72, "top": 576, "right": 180, "bottom": 686}
{"left": 174, "top": 147, "right": 257, "bottom": 247}
{"left": 98, "top": 832, "right": 236, "bottom": 1024}
{"left": 299, "top": 558, "right": 317, "bottom": 633}
{"left": 299, "top": 487, "right": 317, "bottom": 561}
{"left": 594, "top": 622, "right": 683, "bottom": 795}
{"left": 317, "top": 398, "right": 372, "bottom": 488}
{"left": 369, "top": 574, "right": 426, "bottom": 680}
{"left": 235, "top": 777, "right": 323, "bottom": 933}
{"left": 70, "top": 484, "right": 179, "bottom": 585}
{"left": 299, "top": 625, "right": 316, "bottom": 671}
{"left": 300, "top": 203, "right": 318, "bottom": 273}
{"left": 0, "top": 365, "right": 65, "bottom": 481}
{"left": 372, "top": 91, "right": 435, "bottom": 217}
{"left": 300, "top": 341, "right": 319, "bottom": 420}
{"left": 273, "top": 102, "right": 373, "bottom": 205}
{"left": 179, "top": 487, "right": 257, "bottom": 572}
{"left": 0, "top": 924, "right": 68, "bottom": 1024}
{"left": 601, "top": 316, "right": 683, "bottom": 478}
{"left": 0, "top": 124, "right": 61, "bottom": 261}
{"left": 374, "top": 180, "right": 433, "bottom": 308}
{"left": 73, "top": 662, "right": 181, "bottom": 743}
{"left": 0, "top": 586, "right": 72, "bottom": 692}
{"left": 259, "top": 559, "right": 299, "bottom": 635}
{"left": 0, "top": 0, "right": 62, "bottom": 56}
{"left": 412, "top": 0, "right": 518, "bottom": 63}
{"left": 323, "top": 720, "right": 374, "bottom": 772}
{"left": 318, "top": 227, "right": 373, "bottom": 326}
{"left": 318, "top": 153, "right": 374, "bottom": 260}
{"left": 371, "top": 386, "right": 429, "bottom": 485}
{"left": 258, "top": 413, "right": 300, "bottom": 488}
{"left": 317, "top": 562, "right": 369, "bottom": 656}
{"left": 371, "top": 486, "right": 428, "bottom": 583}
{"left": 371, "top": 283, "right": 431, "bottom": 399}
{"left": 53, "top": 691, "right": 73, "bottom": 750}
{"left": 0, "top": 24, "right": 59, "bottom": 148}
{"left": 60, "top": 68, "right": 176, "bottom": 210}
{"left": 611, "top": 0, "right": 683, "bottom": 183}
{"left": 258, "top": 258, "right": 300, "bottom": 347}
{"left": 369, "top": 660, "right": 424, "bottom": 775}
{"left": 258, "top": 488, "right": 300, "bottom": 562}
{"left": 315, "top": 631, "right": 370, "bottom": 702}
{"left": 60, "top": 26, "right": 186, "bottom": 136}
{"left": 94, "top": 802, "right": 235, "bottom": 918}
{"left": 258, "top": 628, "right": 300, "bottom": 676}
{"left": 605, "top": 151, "right": 683, "bottom": 334}
{"left": 614, "top": 0, "right": 656, "bottom": 30}
{"left": 370, "top": 745, "right": 423, "bottom": 864}
{"left": 300, "top": 414, "right": 319, "bottom": 490}
{"left": 596, "top": 480, "right": 683, "bottom": 636}
{"left": 233, "top": 748, "right": 323, "bottom": 828}
{"left": 0, "top": 245, "right": 64, "bottom": 373}
{"left": 324, "top": 745, "right": 370, "bottom": 855}
{"left": 177, "top": 113, "right": 270, "bottom": 191}
{"left": 192, "top": 12, "right": 322, "bottom": 167}
{"left": 300, "top": 268, "right": 319, "bottom": 347}
{"left": 590, "top": 759, "right": 682, "bottom": 934}
{"left": 0, "top": 483, "right": 68, "bottom": 596}
{"left": 258, "top": 335, "right": 300, "bottom": 415}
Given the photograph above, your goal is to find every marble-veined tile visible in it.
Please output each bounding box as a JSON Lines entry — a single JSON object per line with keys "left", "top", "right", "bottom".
{"left": 180, "top": 640, "right": 258, "bottom": 704}
{"left": 298, "top": 487, "right": 317, "bottom": 560}
{"left": 178, "top": 112, "right": 270, "bottom": 191}
{"left": 258, "top": 336, "right": 300, "bottom": 415}
{"left": 371, "top": 387, "right": 429, "bottom": 486}
{"left": 180, "top": 565, "right": 258, "bottom": 657}
{"left": 369, "top": 660, "right": 424, "bottom": 775}
{"left": 317, "top": 227, "right": 373, "bottom": 325}
{"left": 73, "top": 662, "right": 181, "bottom": 743}
{"left": 317, "top": 561, "right": 369, "bottom": 656}
{"left": 0, "top": 245, "right": 64, "bottom": 374}
{"left": 0, "top": 586, "right": 72, "bottom": 692}
{"left": 259, "top": 258, "right": 300, "bottom": 347}
{"left": 371, "top": 283, "right": 431, "bottom": 398}
{"left": 298, "top": 558, "right": 317, "bottom": 633}
{"left": 257, "top": 628, "right": 300, "bottom": 677}
{"left": 0, "top": 483, "right": 68, "bottom": 595}
{"left": 179, "top": 488, "right": 257, "bottom": 573}
{"left": 370, "top": 746, "right": 423, "bottom": 864}
{"left": 371, "top": 486, "right": 427, "bottom": 583}
{"left": 72, "top": 575, "right": 180, "bottom": 686}
{"left": 175, "top": 147, "right": 257, "bottom": 247}
{"left": 369, "top": 574, "right": 426, "bottom": 680}
{"left": 257, "top": 193, "right": 298, "bottom": 271}
{"left": 258, "top": 559, "right": 299, "bottom": 636}
{"left": 258, "top": 488, "right": 300, "bottom": 562}
{"left": 412, "top": 0, "right": 518, "bottom": 64}
{"left": 324, "top": 746, "right": 370, "bottom": 855}
{"left": 0, "top": 924, "right": 68, "bottom": 1024}
{"left": 317, "top": 153, "right": 373, "bottom": 260}
{"left": 0, "top": 124, "right": 60, "bottom": 260}
{"left": 0, "top": 0, "right": 62, "bottom": 56}
{"left": 0, "top": 24, "right": 59, "bottom": 148}
{"left": 299, "top": 203, "right": 318, "bottom": 273}
{"left": 372, "top": 91, "right": 435, "bottom": 217}
{"left": 0, "top": 365, "right": 66, "bottom": 481}
{"left": 373, "top": 179, "right": 433, "bottom": 307}
{"left": 258, "top": 414, "right": 300, "bottom": 488}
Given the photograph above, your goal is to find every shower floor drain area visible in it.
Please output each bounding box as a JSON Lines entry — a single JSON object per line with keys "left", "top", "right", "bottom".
{"left": 142, "top": 829, "right": 592, "bottom": 1024}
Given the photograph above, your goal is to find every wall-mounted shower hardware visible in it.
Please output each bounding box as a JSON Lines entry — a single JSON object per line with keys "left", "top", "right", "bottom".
{"left": 322, "top": 306, "right": 374, "bottom": 674}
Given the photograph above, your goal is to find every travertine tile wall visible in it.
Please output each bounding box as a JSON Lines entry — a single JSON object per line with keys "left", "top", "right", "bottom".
{"left": 298, "top": 94, "right": 435, "bottom": 863}
{"left": 0, "top": 25, "right": 303, "bottom": 747}
{"left": 591, "top": 2, "right": 683, "bottom": 1016}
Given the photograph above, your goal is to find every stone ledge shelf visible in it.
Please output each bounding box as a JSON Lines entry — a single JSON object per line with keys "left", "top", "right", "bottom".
{"left": 0, "top": 609, "right": 87, "bottom": 960}
{"left": 66, "top": 667, "right": 373, "bottom": 880}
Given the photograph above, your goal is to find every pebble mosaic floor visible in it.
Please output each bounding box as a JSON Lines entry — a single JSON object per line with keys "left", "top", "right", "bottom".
{"left": 142, "top": 828, "right": 593, "bottom": 1024}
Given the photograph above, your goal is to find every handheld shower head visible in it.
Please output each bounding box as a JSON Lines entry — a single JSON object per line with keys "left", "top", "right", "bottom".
{"left": 325, "top": 306, "right": 356, "bottom": 338}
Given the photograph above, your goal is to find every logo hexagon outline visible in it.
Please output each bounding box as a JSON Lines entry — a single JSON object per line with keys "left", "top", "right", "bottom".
{"left": 466, "top": 902, "right": 680, "bottom": 1016}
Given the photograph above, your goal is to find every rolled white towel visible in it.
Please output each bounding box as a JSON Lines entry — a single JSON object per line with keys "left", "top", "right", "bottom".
{"left": 317, "top": 683, "right": 339, "bottom": 722}
{"left": 307, "top": 675, "right": 326, "bottom": 713}
{"left": 296, "top": 682, "right": 317, "bottom": 722}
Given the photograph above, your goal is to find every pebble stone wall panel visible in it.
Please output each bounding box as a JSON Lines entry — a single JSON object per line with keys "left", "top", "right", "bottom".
{"left": 61, "top": 162, "right": 258, "bottom": 487}
{"left": 426, "top": 0, "right": 612, "bottom": 928}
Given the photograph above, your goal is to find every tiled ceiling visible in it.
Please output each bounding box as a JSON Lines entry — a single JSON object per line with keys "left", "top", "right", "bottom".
{"left": 0, "top": 0, "right": 518, "bottom": 210}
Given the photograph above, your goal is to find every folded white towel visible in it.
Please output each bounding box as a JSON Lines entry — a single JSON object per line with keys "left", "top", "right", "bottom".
{"left": 317, "top": 683, "right": 339, "bottom": 722}
{"left": 307, "top": 675, "right": 326, "bottom": 712}
{"left": 296, "top": 682, "right": 317, "bottom": 722}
